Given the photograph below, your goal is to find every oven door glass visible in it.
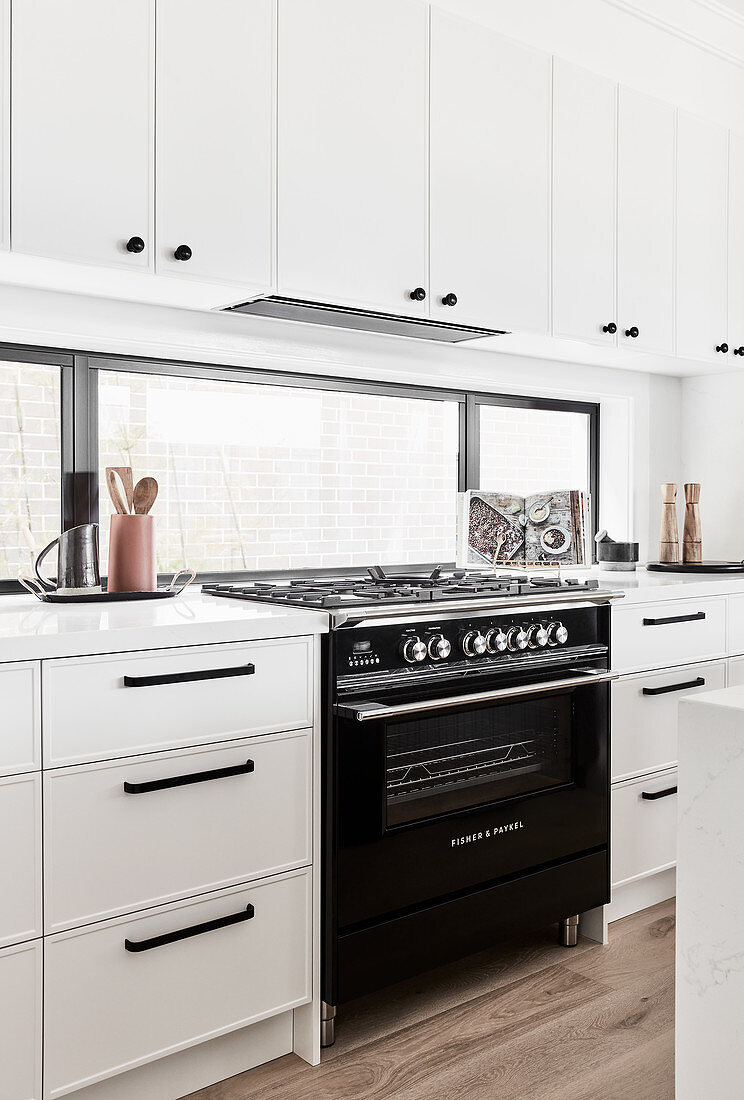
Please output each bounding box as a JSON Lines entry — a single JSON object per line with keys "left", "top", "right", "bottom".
{"left": 385, "top": 694, "right": 573, "bottom": 827}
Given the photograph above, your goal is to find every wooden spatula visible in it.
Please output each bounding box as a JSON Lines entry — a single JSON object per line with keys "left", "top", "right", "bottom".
{"left": 106, "top": 469, "right": 128, "bottom": 515}
{"left": 107, "top": 467, "right": 133, "bottom": 513}
{"left": 133, "top": 476, "right": 158, "bottom": 515}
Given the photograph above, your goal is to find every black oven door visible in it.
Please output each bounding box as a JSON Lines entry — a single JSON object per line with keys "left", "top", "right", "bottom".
{"left": 334, "top": 670, "right": 612, "bottom": 928}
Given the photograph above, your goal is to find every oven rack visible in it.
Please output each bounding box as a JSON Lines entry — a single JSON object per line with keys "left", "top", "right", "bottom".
{"left": 387, "top": 736, "right": 542, "bottom": 797}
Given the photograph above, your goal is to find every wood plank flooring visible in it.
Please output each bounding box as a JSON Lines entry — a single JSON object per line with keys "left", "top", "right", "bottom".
{"left": 188, "top": 900, "right": 675, "bottom": 1100}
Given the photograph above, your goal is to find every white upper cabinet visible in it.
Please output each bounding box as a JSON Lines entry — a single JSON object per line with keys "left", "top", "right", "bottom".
{"left": 11, "top": 0, "right": 153, "bottom": 270}
{"left": 728, "top": 131, "right": 744, "bottom": 357}
{"left": 429, "top": 9, "right": 550, "bottom": 334}
{"left": 277, "top": 0, "right": 428, "bottom": 315}
{"left": 617, "top": 87, "right": 675, "bottom": 355}
{"left": 0, "top": 0, "right": 7, "bottom": 252}
{"left": 552, "top": 59, "right": 617, "bottom": 345}
{"left": 676, "top": 111, "right": 729, "bottom": 364}
{"left": 156, "top": 0, "right": 274, "bottom": 292}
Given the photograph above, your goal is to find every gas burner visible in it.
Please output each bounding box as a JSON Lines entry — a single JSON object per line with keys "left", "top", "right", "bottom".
{"left": 203, "top": 565, "right": 603, "bottom": 614}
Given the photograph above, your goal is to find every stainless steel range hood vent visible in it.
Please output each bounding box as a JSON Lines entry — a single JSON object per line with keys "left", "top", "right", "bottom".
{"left": 226, "top": 295, "right": 508, "bottom": 342}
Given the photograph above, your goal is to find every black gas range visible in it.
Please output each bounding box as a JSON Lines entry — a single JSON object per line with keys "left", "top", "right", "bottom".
{"left": 205, "top": 567, "right": 621, "bottom": 1047}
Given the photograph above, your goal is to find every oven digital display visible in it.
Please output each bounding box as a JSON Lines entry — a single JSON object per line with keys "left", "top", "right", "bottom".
{"left": 353, "top": 641, "right": 372, "bottom": 653}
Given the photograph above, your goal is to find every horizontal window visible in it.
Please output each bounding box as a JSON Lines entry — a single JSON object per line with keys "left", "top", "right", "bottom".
{"left": 97, "top": 369, "right": 461, "bottom": 574}
{"left": 0, "top": 360, "right": 62, "bottom": 580}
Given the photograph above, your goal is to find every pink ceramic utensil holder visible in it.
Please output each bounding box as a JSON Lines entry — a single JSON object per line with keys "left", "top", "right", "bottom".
{"left": 107, "top": 514, "right": 156, "bottom": 593}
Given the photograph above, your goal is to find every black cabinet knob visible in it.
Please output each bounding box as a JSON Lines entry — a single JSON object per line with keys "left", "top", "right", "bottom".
{"left": 174, "top": 244, "right": 192, "bottom": 262}
{"left": 734, "top": 346, "right": 744, "bottom": 356}
{"left": 409, "top": 287, "right": 426, "bottom": 302}
{"left": 441, "top": 293, "right": 458, "bottom": 307}
{"left": 625, "top": 326, "right": 639, "bottom": 338}
{"left": 716, "top": 342, "right": 729, "bottom": 353}
{"left": 602, "top": 322, "right": 617, "bottom": 334}
{"left": 126, "top": 236, "right": 145, "bottom": 254}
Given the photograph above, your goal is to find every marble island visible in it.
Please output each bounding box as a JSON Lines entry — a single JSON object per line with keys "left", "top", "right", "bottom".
{"left": 677, "top": 686, "right": 744, "bottom": 1100}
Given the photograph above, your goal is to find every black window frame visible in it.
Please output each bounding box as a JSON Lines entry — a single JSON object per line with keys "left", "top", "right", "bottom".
{"left": 0, "top": 343, "right": 600, "bottom": 590}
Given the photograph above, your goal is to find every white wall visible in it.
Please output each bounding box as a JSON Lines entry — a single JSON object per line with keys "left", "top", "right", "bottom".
{"left": 681, "top": 371, "right": 744, "bottom": 558}
{"left": 0, "top": 283, "right": 682, "bottom": 561}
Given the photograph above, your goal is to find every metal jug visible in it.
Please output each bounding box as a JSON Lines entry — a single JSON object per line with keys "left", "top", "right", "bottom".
{"left": 34, "top": 524, "right": 101, "bottom": 594}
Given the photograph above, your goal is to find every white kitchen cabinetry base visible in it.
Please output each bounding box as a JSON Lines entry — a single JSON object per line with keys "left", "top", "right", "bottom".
{"left": 607, "top": 867, "right": 676, "bottom": 925}
{"left": 63, "top": 1013, "right": 294, "bottom": 1100}
{"left": 0, "top": 938, "right": 42, "bottom": 1100}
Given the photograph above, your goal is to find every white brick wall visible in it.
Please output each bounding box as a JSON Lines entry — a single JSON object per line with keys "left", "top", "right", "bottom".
{"left": 479, "top": 404, "right": 589, "bottom": 495}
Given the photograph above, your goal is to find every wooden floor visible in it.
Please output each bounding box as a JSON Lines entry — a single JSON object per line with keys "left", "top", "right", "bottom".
{"left": 188, "top": 899, "right": 675, "bottom": 1100}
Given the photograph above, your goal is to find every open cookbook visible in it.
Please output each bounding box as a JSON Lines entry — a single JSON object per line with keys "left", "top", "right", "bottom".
{"left": 456, "top": 489, "right": 592, "bottom": 568}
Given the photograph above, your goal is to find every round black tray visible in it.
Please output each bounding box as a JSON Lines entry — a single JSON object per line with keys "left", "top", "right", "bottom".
{"left": 647, "top": 561, "right": 744, "bottom": 574}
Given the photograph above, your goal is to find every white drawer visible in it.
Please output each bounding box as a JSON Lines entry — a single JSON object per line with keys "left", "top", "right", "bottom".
{"left": 0, "top": 938, "right": 42, "bottom": 1100}
{"left": 43, "top": 638, "right": 313, "bottom": 766}
{"left": 44, "top": 871, "right": 311, "bottom": 1099}
{"left": 611, "top": 770, "right": 678, "bottom": 889}
{"left": 612, "top": 660, "right": 726, "bottom": 781}
{"left": 0, "top": 773, "right": 42, "bottom": 948}
{"left": 611, "top": 597, "right": 726, "bottom": 673}
{"left": 0, "top": 661, "right": 40, "bottom": 775}
{"left": 728, "top": 592, "right": 744, "bottom": 655}
{"left": 44, "top": 730, "right": 311, "bottom": 932}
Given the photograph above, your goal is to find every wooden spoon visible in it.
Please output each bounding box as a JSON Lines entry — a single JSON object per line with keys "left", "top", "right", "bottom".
{"left": 106, "top": 469, "right": 128, "bottom": 515}
{"left": 133, "top": 476, "right": 158, "bottom": 515}
{"left": 106, "top": 467, "right": 133, "bottom": 513}
{"left": 492, "top": 532, "right": 505, "bottom": 571}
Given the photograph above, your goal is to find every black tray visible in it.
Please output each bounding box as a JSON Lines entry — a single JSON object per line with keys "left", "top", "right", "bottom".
{"left": 39, "top": 588, "right": 180, "bottom": 604}
{"left": 647, "top": 561, "right": 744, "bottom": 574}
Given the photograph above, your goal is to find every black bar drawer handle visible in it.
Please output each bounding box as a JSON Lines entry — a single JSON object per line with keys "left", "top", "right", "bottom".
{"left": 642, "top": 677, "right": 705, "bottom": 697}
{"left": 124, "top": 759, "right": 254, "bottom": 795}
{"left": 123, "top": 663, "right": 255, "bottom": 688}
{"left": 125, "top": 904, "right": 254, "bottom": 953}
{"left": 641, "top": 786, "right": 677, "bottom": 801}
{"left": 642, "top": 612, "right": 706, "bottom": 627}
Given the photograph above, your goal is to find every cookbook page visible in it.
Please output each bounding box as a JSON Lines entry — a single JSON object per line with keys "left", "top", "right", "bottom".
{"left": 524, "top": 490, "right": 580, "bottom": 565}
{"left": 457, "top": 491, "right": 526, "bottom": 568}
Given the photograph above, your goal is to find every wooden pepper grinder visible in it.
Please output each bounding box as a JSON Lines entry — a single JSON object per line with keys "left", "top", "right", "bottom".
{"left": 683, "top": 483, "right": 702, "bottom": 563}
{"left": 659, "top": 483, "right": 679, "bottom": 563}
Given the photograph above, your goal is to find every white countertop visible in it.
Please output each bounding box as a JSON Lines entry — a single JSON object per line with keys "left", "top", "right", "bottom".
{"left": 0, "top": 589, "right": 329, "bottom": 662}
{"left": 591, "top": 565, "right": 744, "bottom": 605}
{"left": 676, "top": 686, "right": 744, "bottom": 1099}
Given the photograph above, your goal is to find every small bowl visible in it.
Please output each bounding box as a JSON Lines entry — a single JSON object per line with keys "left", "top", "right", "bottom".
{"left": 528, "top": 500, "right": 550, "bottom": 525}
{"left": 540, "top": 526, "right": 572, "bottom": 554}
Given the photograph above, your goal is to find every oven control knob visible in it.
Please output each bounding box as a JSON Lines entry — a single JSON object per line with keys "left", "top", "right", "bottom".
{"left": 507, "top": 626, "right": 529, "bottom": 652}
{"left": 547, "top": 621, "right": 569, "bottom": 647}
{"left": 462, "top": 630, "right": 487, "bottom": 657}
{"left": 401, "top": 636, "right": 427, "bottom": 663}
{"left": 528, "top": 624, "right": 549, "bottom": 649}
{"left": 486, "top": 627, "right": 508, "bottom": 654}
{"left": 428, "top": 634, "right": 451, "bottom": 661}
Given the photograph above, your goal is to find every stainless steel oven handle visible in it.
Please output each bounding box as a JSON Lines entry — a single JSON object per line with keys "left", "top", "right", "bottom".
{"left": 334, "top": 669, "right": 619, "bottom": 721}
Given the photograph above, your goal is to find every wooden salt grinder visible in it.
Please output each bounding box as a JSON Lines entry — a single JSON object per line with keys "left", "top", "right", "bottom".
{"left": 659, "top": 483, "right": 679, "bottom": 563}
{"left": 683, "top": 483, "right": 702, "bottom": 563}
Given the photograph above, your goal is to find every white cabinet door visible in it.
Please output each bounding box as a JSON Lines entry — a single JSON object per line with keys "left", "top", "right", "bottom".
{"left": 277, "top": 0, "right": 427, "bottom": 314}
{"left": 676, "top": 111, "right": 729, "bottom": 364}
{"left": 728, "top": 656, "right": 744, "bottom": 686}
{"left": 617, "top": 87, "right": 675, "bottom": 354}
{"left": 45, "top": 872, "right": 310, "bottom": 1098}
{"left": 0, "top": 940, "right": 42, "bottom": 1100}
{"left": 156, "top": 0, "right": 274, "bottom": 291}
{"left": 728, "top": 131, "right": 744, "bottom": 356}
{"left": 552, "top": 59, "right": 616, "bottom": 344}
{"left": 429, "top": 10, "right": 550, "bottom": 333}
{"left": 0, "top": 773, "right": 42, "bottom": 948}
{"left": 612, "top": 770, "right": 678, "bottom": 888}
{"left": 0, "top": 0, "right": 8, "bottom": 252}
{"left": 11, "top": 0, "right": 153, "bottom": 270}
{"left": 0, "top": 661, "right": 40, "bottom": 777}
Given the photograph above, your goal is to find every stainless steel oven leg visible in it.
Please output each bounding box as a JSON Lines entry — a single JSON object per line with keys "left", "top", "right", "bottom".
{"left": 321, "top": 1001, "right": 337, "bottom": 1047}
{"left": 559, "top": 914, "right": 579, "bottom": 947}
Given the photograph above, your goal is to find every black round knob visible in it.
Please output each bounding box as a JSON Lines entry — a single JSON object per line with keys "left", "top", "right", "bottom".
{"left": 409, "top": 287, "right": 426, "bottom": 302}
{"left": 125, "top": 236, "right": 145, "bottom": 254}
{"left": 735, "top": 347, "right": 744, "bottom": 356}
{"left": 716, "top": 342, "right": 729, "bottom": 353}
{"left": 441, "top": 293, "right": 458, "bottom": 307}
{"left": 602, "top": 322, "right": 617, "bottom": 334}
{"left": 174, "top": 244, "right": 192, "bottom": 262}
{"left": 625, "top": 326, "right": 639, "bottom": 338}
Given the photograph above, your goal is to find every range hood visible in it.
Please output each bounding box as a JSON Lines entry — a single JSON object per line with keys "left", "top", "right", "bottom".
{"left": 226, "top": 295, "right": 507, "bottom": 343}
